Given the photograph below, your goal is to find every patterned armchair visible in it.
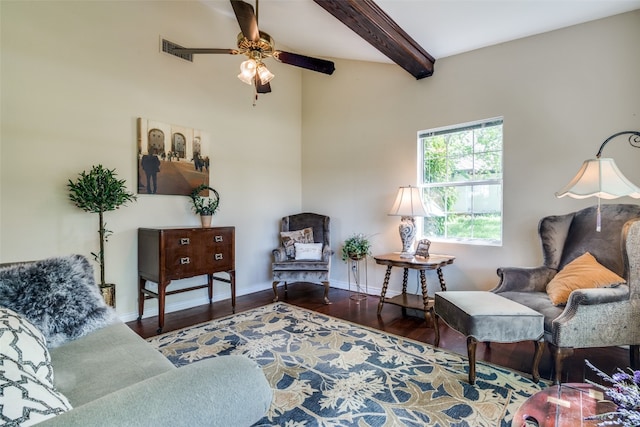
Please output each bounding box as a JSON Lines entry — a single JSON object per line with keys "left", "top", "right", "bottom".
{"left": 492, "top": 204, "right": 640, "bottom": 384}
{"left": 272, "top": 213, "right": 332, "bottom": 304}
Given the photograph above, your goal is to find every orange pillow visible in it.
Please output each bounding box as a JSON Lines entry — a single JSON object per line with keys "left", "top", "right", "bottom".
{"left": 546, "top": 252, "right": 625, "bottom": 306}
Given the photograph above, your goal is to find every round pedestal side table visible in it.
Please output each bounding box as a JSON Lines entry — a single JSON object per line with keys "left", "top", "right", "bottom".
{"left": 348, "top": 256, "right": 368, "bottom": 302}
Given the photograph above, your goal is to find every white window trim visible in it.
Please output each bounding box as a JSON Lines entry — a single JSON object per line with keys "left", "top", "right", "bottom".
{"left": 417, "top": 117, "right": 504, "bottom": 246}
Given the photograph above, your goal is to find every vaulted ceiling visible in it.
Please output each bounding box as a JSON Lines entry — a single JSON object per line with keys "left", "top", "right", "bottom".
{"left": 202, "top": 0, "right": 640, "bottom": 78}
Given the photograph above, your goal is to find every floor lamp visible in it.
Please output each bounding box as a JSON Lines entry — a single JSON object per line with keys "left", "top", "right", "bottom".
{"left": 555, "top": 131, "right": 640, "bottom": 231}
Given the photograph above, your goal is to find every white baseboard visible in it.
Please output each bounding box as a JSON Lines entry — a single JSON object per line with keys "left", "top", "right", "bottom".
{"left": 118, "top": 280, "right": 272, "bottom": 322}
{"left": 118, "top": 280, "right": 396, "bottom": 323}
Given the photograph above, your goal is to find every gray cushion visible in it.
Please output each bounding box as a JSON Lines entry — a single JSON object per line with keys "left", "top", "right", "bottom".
{"left": 38, "top": 356, "right": 272, "bottom": 427}
{"left": 435, "top": 291, "right": 544, "bottom": 343}
{"left": 272, "top": 260, "right": 329, "bottom": 271}
{"left": 497, "top": 291, "right": 564, "bottom": 333}
{"left": 50, "top": 322, "right": 174, "bottom": 406}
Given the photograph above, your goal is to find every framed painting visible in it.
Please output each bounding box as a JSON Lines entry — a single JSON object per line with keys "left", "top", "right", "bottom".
{"left": 137, "top": 118, "right": 210, "bottom": 196}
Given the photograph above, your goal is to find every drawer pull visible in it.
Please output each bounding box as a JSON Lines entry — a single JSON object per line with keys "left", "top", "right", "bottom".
{"left": 180, "top": 238, "right": 190, "bottom": 245}
{"left": 214, "top": 235, "right": 224, "bottom": 243}
{"left": 180, "top": 257, "right": 190, "bottom": 264}
{"left": 214, "top": 253, "right": 223, "bottom": 261}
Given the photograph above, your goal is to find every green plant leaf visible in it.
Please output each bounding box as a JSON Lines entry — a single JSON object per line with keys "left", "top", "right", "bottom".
{"left": 68, "top": 164, "right": 136, "bottom": 284}
{"left": 188, "top": 184, "right": 220, "bottom": 215}
{"left": 341, "top": 233, "right": 372, "bottom": 261}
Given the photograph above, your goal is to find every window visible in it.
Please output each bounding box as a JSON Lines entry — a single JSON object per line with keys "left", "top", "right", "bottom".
{"left": 418, "top": 118, "right": 503, "bottom": 245}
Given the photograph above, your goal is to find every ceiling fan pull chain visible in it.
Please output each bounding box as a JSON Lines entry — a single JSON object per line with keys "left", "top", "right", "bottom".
{"left": 253, "top": 84, "right": 258, "bottom": 107}
{"left": 251, "top": 73, "right": 258, "bottom": 106}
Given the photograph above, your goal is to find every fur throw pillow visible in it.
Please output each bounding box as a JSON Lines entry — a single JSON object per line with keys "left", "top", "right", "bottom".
{"left": 0, "top": 254, "right": 118, "bottom": 347}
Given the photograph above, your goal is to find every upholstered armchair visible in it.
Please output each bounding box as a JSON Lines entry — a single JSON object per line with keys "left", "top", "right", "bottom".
{"left": 272, "top": 213, "right": 332, "bottom": 304}
{"left": 492, "top": 204, "right": 640, "bottom": 384}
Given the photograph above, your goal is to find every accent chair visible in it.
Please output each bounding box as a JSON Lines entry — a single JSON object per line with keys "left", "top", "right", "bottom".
{"left": 272, "top": 212, "right": 332, "bottom": 304}
{"left": 492, "top": 204, "right": 640, "bottom": 384}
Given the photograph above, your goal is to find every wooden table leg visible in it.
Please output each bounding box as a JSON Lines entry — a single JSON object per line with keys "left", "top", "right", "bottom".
{"left": 436, "top": 267, "right": 447, "bottom": 291}
{"left": 401, "top": 268, "right": 409, "bottom": 316}
{"left": 377, "top": 266, "right": 393, "bottom": 315}
{"left": 401, "top": 268, "right": 409, "bottom": 294}
{"left": 230, "top": 270, "right": 236, "bottom": 313}
{"left": 207, "top": 274, "right": 213, "bottom": 303}
{"left": 431, "top": 307, "right": 440, "bottom": 346}
{"left": 157, "top": 281, "right": 167, "bottom": 334}
{"left": 419, "top": 270, "right": 430, "bottom": 323}
{"left": 532, "top": 339, "right": 545, "bottom": 383}
{"left": 467, "top": 336, "right": 478, "bottom": 385}
{"left": 137, "top": 277, "right": 145, "bottom": 321}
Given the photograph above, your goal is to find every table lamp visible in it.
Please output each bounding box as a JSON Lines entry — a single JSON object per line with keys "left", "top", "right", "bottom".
{"left": 388, "top": 185, "right": 442, "bottom": 258}
{"left": 555, "top": 130, "right": 640, "bottom": 231}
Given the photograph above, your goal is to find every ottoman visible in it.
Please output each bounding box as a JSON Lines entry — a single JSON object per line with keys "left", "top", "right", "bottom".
{"left": 432, "top": 291, "right": 544, "bottom": 384}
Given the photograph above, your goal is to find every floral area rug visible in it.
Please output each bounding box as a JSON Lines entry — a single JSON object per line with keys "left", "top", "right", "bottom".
{"left": 148, "top": 302, "right": 547, "bottom": 427}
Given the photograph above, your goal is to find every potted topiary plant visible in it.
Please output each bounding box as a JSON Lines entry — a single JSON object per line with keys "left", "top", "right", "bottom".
{"left": 341, "top": 233, "right": 372, "bottom": 261}
{"left": 189, "top": 184, "right": 220, "bottom": 227}
{"left": 67, "top": 165, "right": 136, "bottom": 307}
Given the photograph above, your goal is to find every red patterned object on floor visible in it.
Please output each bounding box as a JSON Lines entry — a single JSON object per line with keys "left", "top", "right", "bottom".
{"left": 513, "top": 383, "right": 619, "bottom": 427}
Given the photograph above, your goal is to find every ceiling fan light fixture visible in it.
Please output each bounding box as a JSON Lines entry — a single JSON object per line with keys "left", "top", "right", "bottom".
{"left": 256, "top": 63, "right": 274, "bottom": 84}
{"left": 237, "top": 59, "right": 257, "bottom": 85}
{"left": 167, "top": 0, "right": 335, "bottom": 103}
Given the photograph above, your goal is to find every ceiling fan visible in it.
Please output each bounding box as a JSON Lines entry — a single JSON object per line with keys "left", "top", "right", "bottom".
{"left": 164, "top": 0, "right": 335, "bottom": 103}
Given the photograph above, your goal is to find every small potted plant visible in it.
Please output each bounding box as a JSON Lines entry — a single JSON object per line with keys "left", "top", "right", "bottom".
{"left": 67, "top": 165, "right": 137, "bottom": 307}
{"left": 341, "top": 233, "right": 372, "bottom": 261}
{"left": 189, "top": 184, "right": 220, "bottom": 227}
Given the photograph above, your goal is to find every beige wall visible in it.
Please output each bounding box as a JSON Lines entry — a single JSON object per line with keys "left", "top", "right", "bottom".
{"left": 2, "top": 2, "right": 639, "bottom": 318}
{"left": 302, "top": 10, "right": 640, "bottom": 295}
{"left": 0, "top": 1, "right": 305, "bottom": 319}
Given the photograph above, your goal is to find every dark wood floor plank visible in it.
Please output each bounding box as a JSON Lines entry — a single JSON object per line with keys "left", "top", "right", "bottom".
{"left": 127, "top": 283, "right": 629, "bottom": 384}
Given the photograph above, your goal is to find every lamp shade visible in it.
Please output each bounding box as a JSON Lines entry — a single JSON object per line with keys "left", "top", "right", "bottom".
{"left": 256, "top": 63, "right": 274, "bottom": 84}
{"left": 237, "top": 59, "right": 257, "bottom": 85}
{"left": 388, "top": 186, "right": 430, "bottom": 217}
{"left": 555, "top": 157, "right": 640, "bottom": 199}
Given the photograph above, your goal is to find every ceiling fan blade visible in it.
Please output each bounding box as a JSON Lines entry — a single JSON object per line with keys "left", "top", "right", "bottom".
{"left": 170, "top": 48, "right": 238, "bottom": 55}
{"left": 162, "top": 39, "right": 239, "bottom": 61}
{"left": 231, "top": 0, "right": 259, "bottom": 42}
{"left": 255, "top": 75, "right": 271, "bottom": 94}
{"left": 273, "top": 51, "right": 335, "bottom": 75}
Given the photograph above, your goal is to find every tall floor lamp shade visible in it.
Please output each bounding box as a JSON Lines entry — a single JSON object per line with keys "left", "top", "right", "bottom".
{"left": 555, "top": 130, "right": 640, "bottom": 231}
{"left": 388, "top": 186, "right": 442, "bottom": 258}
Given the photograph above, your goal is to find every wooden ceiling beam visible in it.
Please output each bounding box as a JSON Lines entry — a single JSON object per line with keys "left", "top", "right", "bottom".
{"left": 312, "top": 0, "right": 435, "bottom": 79}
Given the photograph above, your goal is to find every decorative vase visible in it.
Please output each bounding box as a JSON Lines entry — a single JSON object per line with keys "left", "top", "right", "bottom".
{"left": 348, "top": 253, "right": 366, "bottom": 261}
{"left": 100, "top": 283, "right": 115, "bottom": 308}
{"left": 200, "top": 214, "right": 212, "bottom": 227}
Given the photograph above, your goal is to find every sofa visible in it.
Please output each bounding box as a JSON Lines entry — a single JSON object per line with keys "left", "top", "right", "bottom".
{"left": 0, "top": 255, "right": 272, "bottom": 426}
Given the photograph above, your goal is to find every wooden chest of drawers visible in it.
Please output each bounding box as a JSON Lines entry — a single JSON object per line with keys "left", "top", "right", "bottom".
{"left": 138, "top": 227, "right": 235, "bottom": 332}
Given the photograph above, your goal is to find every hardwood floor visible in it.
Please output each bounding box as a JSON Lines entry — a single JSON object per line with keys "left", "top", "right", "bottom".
{"left": 127, "top": 282, "right": 630, "bottom": 384}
